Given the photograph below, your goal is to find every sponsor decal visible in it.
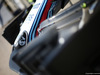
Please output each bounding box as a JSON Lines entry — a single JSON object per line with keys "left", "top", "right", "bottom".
{"left": 33, "top": 3, "right": 40, "bottom": 9}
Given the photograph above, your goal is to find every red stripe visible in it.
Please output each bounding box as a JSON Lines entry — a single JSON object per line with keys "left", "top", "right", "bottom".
{"left": 36, "top": 0, "right": 52, "bottom": 36}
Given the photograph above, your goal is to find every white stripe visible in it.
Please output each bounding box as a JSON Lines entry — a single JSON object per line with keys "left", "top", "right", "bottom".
{"left": 14, "top": 0, "right": 45, "bottom": 47}
{"left": 20, "top": 0, "right": 45, "bottom": 34}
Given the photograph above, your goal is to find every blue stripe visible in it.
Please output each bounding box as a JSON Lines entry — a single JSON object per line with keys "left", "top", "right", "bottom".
{"left": 28, "top": 0, "right": 47, "bottom": 42}
{"left": 28, "top": 7, "right": 41, "bottom": 42}
{"left": 31, "top": 0, "right": 48, "bottom": 41}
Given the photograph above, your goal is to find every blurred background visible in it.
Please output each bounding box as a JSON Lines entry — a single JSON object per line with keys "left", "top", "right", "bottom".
{"left": 0, "top": 0, "right": 79, "bottom": 75}
{"left": 0, "top": 0, "right": 30, "bottom": 75}
{"left": 0, "top": 0, "right": 30, "bottom": 27}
